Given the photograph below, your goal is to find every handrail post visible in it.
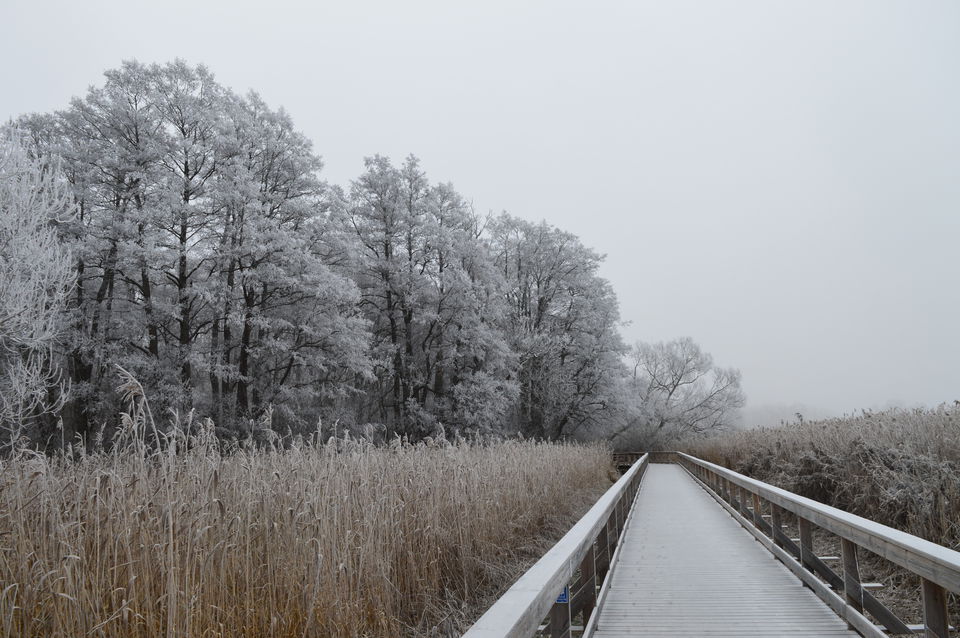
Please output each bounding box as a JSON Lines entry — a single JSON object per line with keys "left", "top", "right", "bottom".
{"left": 595, "top": 524, "right": 610, "bottom": 582}
{"left": 921, "top": 578, "right": 949, "bottom": 638}
{"left": 606, "top": 516, "right": 617, "bottom": 563}
{"left": 841, "top": 538, "right": 864, "bottom": 616}
{"left": 579, "top": 544, "right": 598, "bottom": 619}
{"left": 752, "top": 493, "right": 762, "bottom": 528}
{"left": 616, "top": 493, "right": 625, "bottom": 533}
{"left": 771, "top": 503, "right": 784, "bottom": 549}
{"left": 798, "top": 516, "right": 815, "bottom": 579}
{"left": 549, "top": 595, "right": 571, "bottom": 638}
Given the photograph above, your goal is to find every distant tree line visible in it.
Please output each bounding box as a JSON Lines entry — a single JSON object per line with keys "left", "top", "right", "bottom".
{"left": 1, "top": 60, "right": 744, "bottom": 451}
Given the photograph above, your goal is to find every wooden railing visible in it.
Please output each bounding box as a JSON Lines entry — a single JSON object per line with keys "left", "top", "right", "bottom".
{"left": 462, "top": 453, "right": 649, "bottom": 638}
{"left": 676, "top": 452, "right": 960, "bottom": 638}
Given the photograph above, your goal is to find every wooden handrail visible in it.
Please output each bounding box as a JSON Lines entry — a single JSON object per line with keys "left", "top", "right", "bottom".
{"left": 676, "top": 452, "right": 960, "bottom": 591}
{"left": 676, "top": 452, "right": 960, "bottom": 637}
{"left": 463, "top": 453, "right": 649, "bottom": 638}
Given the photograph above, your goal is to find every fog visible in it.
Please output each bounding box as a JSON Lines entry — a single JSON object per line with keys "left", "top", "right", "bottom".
{"left": 2, "top": 0, "right": 958, "bottom": 423}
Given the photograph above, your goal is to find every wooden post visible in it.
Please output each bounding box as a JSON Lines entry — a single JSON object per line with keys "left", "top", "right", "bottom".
{"left": 921, "top": 578, "right": 949, "bottom": 638}
{"left": 771, "top": 504, "right": 784, "bottom": 548}
{"left": 579, "top": 544, "right": 597, "bottom": 619}
{"left": 549, "top": 595, "right": 571, "bottom": 638}
{"left": 616, "top": 493, "right": 625, "bottom": 533}
{"left": 606, "top": 517, "right": 617, "bottom": 559}
{"left": 752, "top": 493, "right": 763, "bottom": 528}
{"left": 798, "top": 517, "right": 815, "bottom": 579}
{"left": 613, "top": 509, "right": 621, "bottom": 542}
{"left": 595, "top": 525, "right": 610, "bottom": 582}
{"left": 841, "top": 538, "right": 864, "bottom": 615}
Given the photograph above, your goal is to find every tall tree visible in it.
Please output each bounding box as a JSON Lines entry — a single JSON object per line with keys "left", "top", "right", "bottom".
{"left": 16, "top": 61, "right": 373, "bottom": 438}
{"left": 490, "top": 214, "right": 626, "bottom": 438}
{"left": 151, "top": 61, "right": 221, "bottom": 396}
{"left": 343, "top": 156, "right": 515, "bottom": 436}
{"left": 204, "top": 92, "right": 370, "bottom": 432}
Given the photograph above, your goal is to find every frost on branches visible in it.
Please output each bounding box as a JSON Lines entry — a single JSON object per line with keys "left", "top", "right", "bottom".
{"left": 0, "top": 132, "right": 75, "bottom": 450}
{"left": 4, "top": 60, "right": 747, "bottom": 449}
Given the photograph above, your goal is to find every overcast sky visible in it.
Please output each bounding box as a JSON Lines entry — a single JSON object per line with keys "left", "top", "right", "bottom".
{"left": 2, "top": 0, "right": 958, "bottom": 422}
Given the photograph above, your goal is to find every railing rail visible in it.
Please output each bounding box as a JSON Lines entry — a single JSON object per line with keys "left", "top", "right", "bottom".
{"left": 676, "top": 452, "right": 960, "bottom": 638}
{"left": 463, "top": 453, "right": 649, "bottom": 638}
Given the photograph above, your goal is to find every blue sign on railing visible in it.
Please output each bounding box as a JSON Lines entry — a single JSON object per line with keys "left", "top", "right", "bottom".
{"left": 556, "top": 585, "right": 569, "bottom": 604}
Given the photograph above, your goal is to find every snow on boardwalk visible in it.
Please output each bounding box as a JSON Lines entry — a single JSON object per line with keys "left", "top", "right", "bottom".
{"left": 591, "top": 464, "right": 859, "bottom": 637}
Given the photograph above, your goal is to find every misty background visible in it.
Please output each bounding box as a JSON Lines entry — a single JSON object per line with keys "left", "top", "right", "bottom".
{"left": 2, "top": 0, "right": 958, "bottom": 425}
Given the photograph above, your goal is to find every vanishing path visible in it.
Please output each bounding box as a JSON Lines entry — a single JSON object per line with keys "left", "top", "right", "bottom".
{"left": 590, "top": 464, "right": 859, "bottom": 637}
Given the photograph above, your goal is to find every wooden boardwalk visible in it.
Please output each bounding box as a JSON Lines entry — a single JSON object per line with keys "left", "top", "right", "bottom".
{"left": 590, "top": 464, "right": 859, "bottom": 637}
{"left": 464, "top": 453, "right": 960, "bottom": 638}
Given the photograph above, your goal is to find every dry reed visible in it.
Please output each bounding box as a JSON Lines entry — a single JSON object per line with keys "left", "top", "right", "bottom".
{"left": 0, "top": 425, "right": 611, "bottom": 638}
{"left": 682, "top": 404, "right": 960, "bottom": 547}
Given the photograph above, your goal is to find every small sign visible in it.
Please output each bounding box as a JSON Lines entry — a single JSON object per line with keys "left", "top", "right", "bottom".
{"left": 556, "top": 585, "right": 569, "bottom": 604}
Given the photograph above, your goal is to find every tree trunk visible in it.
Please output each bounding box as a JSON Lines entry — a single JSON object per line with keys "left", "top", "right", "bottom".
{"left": 236, "top": 288, "right": 255, "bottom": 415}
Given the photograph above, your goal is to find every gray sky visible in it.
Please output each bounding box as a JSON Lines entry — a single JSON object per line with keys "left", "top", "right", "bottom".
{"left": 3, "top": 0, "right": 959, "bottom": 421}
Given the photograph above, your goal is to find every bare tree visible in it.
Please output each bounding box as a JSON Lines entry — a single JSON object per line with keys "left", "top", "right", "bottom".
{"left": 0, "top": 131, "right": 76, "bottom": 449}
{"left": 616, "top": 337, "right": 744, "bottom": 447}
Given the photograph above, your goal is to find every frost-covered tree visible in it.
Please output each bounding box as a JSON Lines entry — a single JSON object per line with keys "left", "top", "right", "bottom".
{"left": 0, "top": 132, "right": 76, "bottom": 449}
{"left": 204, "top": 91, "right": 371, "bottom": 432}
{"left": 29, "top": 61, "right": 173, "bottom": 438}
{"left": 614, "top": 337, "right": 745, "bottom": 448}
{"left": 6, "top": 58, "right": 679, "bottom": 447}
{"left": 16, "top": 61, "right": 373, "bottom": 438}
{"left": 342, "top": 156, "right": 516, "bottom": 436}
{"left": 490, "top": 214, "right": 627, "bottom": 438}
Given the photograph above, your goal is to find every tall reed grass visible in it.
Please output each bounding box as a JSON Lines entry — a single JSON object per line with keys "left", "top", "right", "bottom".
{"left": 683, "top": 404, "right": 960, "bottom": 548}
{"left": 0, "top": 419, "right": 611, "bottom": 637}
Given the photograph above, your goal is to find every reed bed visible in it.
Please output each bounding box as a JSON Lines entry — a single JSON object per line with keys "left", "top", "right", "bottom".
{"left": 0, "top": 431, "right": 612, "bottom": 638}
{"left": 682, "top": 405, "right": 960, "bottom": 547}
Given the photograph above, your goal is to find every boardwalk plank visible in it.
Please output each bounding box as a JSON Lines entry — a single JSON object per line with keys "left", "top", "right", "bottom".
{"left": 590, "top": 464, "right": 860, "bottom": 638}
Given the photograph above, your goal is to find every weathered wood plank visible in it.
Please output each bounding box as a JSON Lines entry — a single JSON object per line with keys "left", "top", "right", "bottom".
{"left": 587, "top": 464, "right": 860, "bottom": 638}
